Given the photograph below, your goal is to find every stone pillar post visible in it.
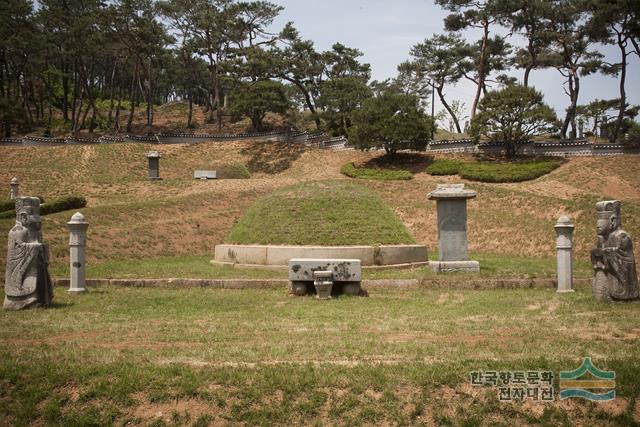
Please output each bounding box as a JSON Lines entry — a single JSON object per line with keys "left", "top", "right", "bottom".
{"left": 10, "top": 177, "right": 18, "bottom": 199}
{"left": 67, "top": 212, "right": 89, "bottom": 294}
{"left": 555, "top": 216, "right": 574, "bottom": 293}
{"left": 427, "top": 184, "right": 479, "bottom": 272}
{"left": 145, "top": 151, "right": 161, "bottom": 180}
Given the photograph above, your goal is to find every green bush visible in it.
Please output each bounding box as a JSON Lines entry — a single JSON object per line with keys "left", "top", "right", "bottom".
{"left": 425, "top": 159, "right": 463, "bottom": 175}
{"left": 341, "top": 163, "right": 413, "bottom": 181}
{"left": 0, "top": 196, "right": 86, "bottom": 219}
{"left": 459, "top": 159, "right": 561, "bottom": 183}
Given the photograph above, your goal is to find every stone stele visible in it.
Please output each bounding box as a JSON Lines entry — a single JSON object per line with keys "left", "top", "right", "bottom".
{"left": 4, "top": 197, "right": 54, "bottom": 310}
{"left": 591, "top": 200, "right": 639, "bottom": 302}
{"left": 427, "top": 184, "right": 479, "bottom": 272}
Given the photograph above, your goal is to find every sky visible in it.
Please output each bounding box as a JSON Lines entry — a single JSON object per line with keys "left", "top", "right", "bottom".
{"left": 269, "top": 0, "right": 640, "bottom": 127}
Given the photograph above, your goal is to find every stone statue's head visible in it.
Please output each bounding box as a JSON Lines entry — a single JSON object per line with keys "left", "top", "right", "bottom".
{"left": 15, "top": 197, "right": 42, "bottom": 232}
{"left": 596, "top": 200, "right": 621, "bottom": 237}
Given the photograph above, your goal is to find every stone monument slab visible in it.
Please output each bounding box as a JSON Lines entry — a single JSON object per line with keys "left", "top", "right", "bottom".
{"left": 427, "top": 184, "right": 479, "bottom": 273}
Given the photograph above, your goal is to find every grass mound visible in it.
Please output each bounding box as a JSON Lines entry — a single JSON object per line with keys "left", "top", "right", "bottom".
{"left": 228, "top": 180, "right": 415, "bottom": 245}
{"left": 213, "top": 163, "right": 251, "bottom": 179}
{"left": 341, "top": 163, "right": 413, "bottom": 181}
{"left": 426, "top": 158, "right": 562, "bottom": 182}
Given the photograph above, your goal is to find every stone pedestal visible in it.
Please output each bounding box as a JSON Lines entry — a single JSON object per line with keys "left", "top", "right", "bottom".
{"left": 67, "top": 212, "right": 89, "bottom": 294}
{"left": 427, "top": 184, "right": 479, "bottom": 273}
{"left": 555, "top": 215, "right": 574, "bottom": 293}
{"left": 146, "top": 151, "right": 161, "bottom": 180}
{"left": 10, "top": 177, "right": 18, "bottom": 199}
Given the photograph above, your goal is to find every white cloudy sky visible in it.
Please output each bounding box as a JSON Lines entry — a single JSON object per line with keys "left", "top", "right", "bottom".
{"left": 269, "top": 0, "right": 640, "bottom": 124}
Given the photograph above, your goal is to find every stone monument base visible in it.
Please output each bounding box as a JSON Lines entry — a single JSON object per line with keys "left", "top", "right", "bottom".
{"left": 429, "top": 260, "right": 480, "bottom": 273}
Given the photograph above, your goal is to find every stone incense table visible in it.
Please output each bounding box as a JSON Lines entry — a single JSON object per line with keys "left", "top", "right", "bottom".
{"left": 145, "top": 151, "right": 162, "bottom": 180}
{"left": 427, "top": 184, "right": 479, "bottom": 273}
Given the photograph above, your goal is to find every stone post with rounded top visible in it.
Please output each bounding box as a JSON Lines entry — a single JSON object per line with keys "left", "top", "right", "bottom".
{"left": 10, "top": 177, "right": 18, "bottom": 199}
{"left": 555, "top": 215, "right": 575, "bottom": 293}
{"left": 67, "top": 212, "right": 89, "bottom": 294}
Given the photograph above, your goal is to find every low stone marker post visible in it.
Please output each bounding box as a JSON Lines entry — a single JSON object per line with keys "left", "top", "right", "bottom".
{"left": 10, "top": 177, "right": 18, "bottom": 199}
{"left": 427, "top": 184, "right": 479, "bottom": 272}
{"left": 146, "top": 151, "right": 161, "bottom": 180}
{"left": 67, "top": 212, "right": 89, "bottom": 294}
{"left": 555, "top": 215, "right": 574, "bottom": 293}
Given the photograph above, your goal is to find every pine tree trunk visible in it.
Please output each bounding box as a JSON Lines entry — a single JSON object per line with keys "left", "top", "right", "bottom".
{"left": 612, "top": 33, "right": 627, "bottom": 144}
{"left": 437, "top": 86, "right": 461, "bottom": 133}
{"left": 127, "top": 62, "right": 138, "bottom": 133}
{"left": 470, "top": 20, "right": 489, "bottom": 120}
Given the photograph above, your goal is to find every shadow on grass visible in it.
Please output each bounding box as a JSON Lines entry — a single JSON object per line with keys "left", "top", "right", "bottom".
{"left": 361, "top": 152, "right": 434, "bottom": 174}
{"left": 241, "top": 142, "right": 305, "bottom": 174}
{"left": 51, "top": 301, "right": 74, "bottom": 309}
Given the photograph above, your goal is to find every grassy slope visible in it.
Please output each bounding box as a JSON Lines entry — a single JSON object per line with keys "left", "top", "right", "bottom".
{"left": 0, "top": 287, "right": 638, "bottom": 425}
{"left": 0, "top": 141, "right": 639, "bottom": 279}
{"left": 227, "top": 180, "right": 415, "bottom": 245}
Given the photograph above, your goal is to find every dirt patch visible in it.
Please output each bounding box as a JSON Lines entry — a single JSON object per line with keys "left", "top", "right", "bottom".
{"left": 54, "top": 380, "right": 81, "bottom": 403}
{"left": 436, "top": 293, "right": 449, "bottom": 304}
{"left": 417, "top": 404, "right": 437, "bottom": 427}
{"left": 130, "top": 392, "right": 220, "bottom": 425}
{"left": 634, "top": 398, "right": 640, "bottom": 422}
{"left": 596, "top": 397, "right": 628, "bottom": 417}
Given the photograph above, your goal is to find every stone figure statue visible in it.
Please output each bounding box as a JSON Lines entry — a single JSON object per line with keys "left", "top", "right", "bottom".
{"left": 4, "top": 197, "right": 53, "bottom": 310}
{"left": 591, "top": 200, "right": 639, "bottom": 302}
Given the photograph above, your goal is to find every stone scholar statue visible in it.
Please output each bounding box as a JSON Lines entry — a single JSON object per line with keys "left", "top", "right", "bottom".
{"left": 591, "top": 200, "right": 639, "bottom": 302}
{"left": 3, "top": 197, "right": 53, "bottom": 310}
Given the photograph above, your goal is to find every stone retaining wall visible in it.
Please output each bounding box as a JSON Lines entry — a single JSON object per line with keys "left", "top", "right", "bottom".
{"left": 214, "top": 244, "right": 428, "bottom": 267}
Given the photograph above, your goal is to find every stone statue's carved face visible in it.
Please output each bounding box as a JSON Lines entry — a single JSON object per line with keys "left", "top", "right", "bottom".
{"left": 18, "top": 210, "right": 41, "bottom": 232}
{"left": 596, "top": 214, "right": 617, "bottom": 237}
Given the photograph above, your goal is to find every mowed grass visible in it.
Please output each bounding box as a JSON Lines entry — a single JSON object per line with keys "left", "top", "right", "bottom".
{"left": 0, "top": 287, "right": 639, "bottom": 425}
{"left": 46, "top": 252, "right": 594, "bottom": 281}
{"left": 228, "top": 180, "right": 416, "bottom": 245}
{"left": 425, "top": 158, "right": 562, "bottom": 182}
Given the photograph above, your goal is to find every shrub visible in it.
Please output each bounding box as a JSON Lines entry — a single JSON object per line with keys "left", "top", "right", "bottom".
{"left": 40, "top": 196, "right": 87, "bottom": 215}
{"left": 425, "top": 159, "right": 463, "bottom": 175}
{"left": 341, "top": 163, "right": 413, "bottom": 181}
{"left": 0, "top": 196, "right": 86, "bottom": 219}
{"left": 459, "top": 159, "right": 561, "bottom": 183}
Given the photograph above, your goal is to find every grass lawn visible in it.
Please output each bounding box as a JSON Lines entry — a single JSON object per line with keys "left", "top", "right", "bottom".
{"left": 48, "top": 252, "right": 594, "bottom": 281}
{"left": 1, "top": 287, "right": 638, "bottom": 425}
{"left": 341, "top": 162, "right": 414, "bottom": 181}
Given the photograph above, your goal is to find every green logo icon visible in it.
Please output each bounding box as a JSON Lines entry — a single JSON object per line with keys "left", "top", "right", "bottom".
{"left": 559, "top": 357, "right": 615, "bottom": 401}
